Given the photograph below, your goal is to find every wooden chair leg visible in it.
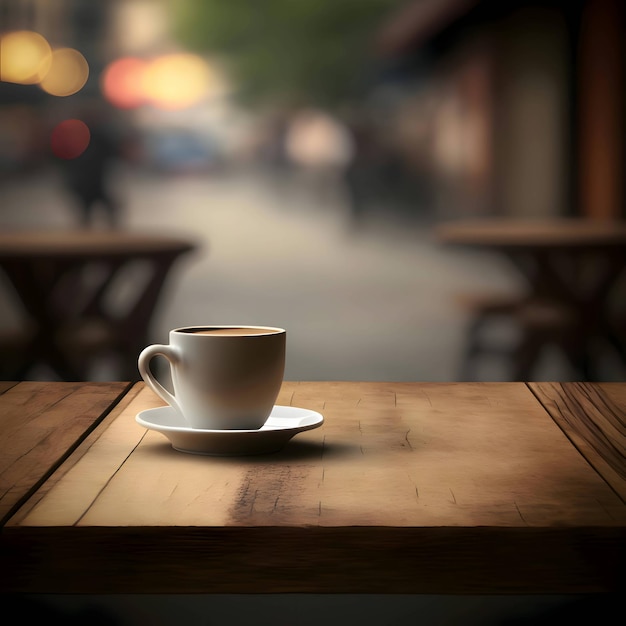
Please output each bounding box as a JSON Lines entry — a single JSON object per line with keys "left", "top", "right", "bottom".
{"left": 454, "top": 293, "right": 527, "bottom": 381}
{"left": 511, "top": 330, "right": 546, "bottom": 381}
{"left": 458, "top": 316, "right": 488, "bottom": 381}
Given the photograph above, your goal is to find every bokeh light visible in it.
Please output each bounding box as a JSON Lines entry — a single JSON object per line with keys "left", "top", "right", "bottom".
{"left": 142, "top": 53, "right": 213, "bottom": 109}
{"left": 0, "top": 30, "right": 52, "bottom": 84}
{"left": 100, "top": 53, "right": 214, "bottom": 110}
{"left": 100, "top": 57, "right": 148, "bottom": 109}
{"left": 50, "top": 119, "right": 91, "bottom": 159}
{"left": 39, "top": 48, "right": 89, "bottom": 96}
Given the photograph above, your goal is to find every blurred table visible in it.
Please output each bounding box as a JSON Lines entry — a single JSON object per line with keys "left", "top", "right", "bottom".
{"left": 436, "top": 218, "right": 626, "bottom": 380}
{"left": 0, "top": 230, "right": 197, "bottom": 381}
{"left": 1, "top": 380, "right": 624, "bottom": 594}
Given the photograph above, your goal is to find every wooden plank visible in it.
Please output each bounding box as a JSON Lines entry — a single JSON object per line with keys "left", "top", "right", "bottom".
{"left": 3, "top": 526, "right": 622, "bottom": 594}
{"left": 5, "top": 382, "right": 146, "bottom": 527}
{"left": 0, "top": 381, "right": 132, "bottom": 526}
{"left": 435, "top": 218, "right": 626, "bottom": 248}
{"left": 0, "top": 381, "right": 18, "bottom": 395}
{"left": 528, "top": 382, "right": 626, "bottom": 502}
{"left": 3, "top": 382, "right": 625, "bottom": 594}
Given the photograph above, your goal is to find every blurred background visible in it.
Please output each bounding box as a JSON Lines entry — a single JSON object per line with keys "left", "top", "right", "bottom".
{"left": 2, "top": 2, "right": 624, "bottom": 623}
{"left": 1, "top": 0, "right": 625, "bottom": 385}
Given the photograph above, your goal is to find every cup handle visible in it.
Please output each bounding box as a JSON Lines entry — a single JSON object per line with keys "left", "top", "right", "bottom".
{"left": 138, "top": 344, "right": 184, "bottom": 416}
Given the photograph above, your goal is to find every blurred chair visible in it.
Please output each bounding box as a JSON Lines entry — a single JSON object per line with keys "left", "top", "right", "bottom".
{"left": 437, "top": 218, "right": 626, "bottom": 382}
{"left": 457, "top": 293, "right": 579, "bottom": 381}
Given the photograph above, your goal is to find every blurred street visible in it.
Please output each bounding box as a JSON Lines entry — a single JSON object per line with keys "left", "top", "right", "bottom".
{"left": 1, "top": 2, "right": 624, "bottom": 624}
{"left": 2, "top": 164, "right": 583, "bottom": 383}
{"left": 1, "top": 0, "right": 624, "bottom": 385}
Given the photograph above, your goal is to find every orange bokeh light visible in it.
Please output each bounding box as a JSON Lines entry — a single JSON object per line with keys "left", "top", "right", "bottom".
{"left": 39, "top": 48, "right": 89, "bottom": 97}
{"left": 100, "top": 53, "right": 215, "bottom": 111}
{"left": 50, "top": 119, "right": 91, "bottom": 159}
{"left": 100, "top": 57, "right": 148, "bottom": 109}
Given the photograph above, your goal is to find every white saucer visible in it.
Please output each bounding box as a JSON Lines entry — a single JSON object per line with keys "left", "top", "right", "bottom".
{"left": 136, "top": 405, "right": 324, "bottom": 456}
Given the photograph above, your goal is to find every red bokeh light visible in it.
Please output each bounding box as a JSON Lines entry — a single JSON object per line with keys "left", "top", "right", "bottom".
{"left": 50, "top": 119, "right": 90, "bottom": 159}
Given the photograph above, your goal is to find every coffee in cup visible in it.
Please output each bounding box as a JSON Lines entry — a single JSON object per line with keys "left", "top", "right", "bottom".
{"left": 138, "top": 325, "right": 286, "bottom": 430}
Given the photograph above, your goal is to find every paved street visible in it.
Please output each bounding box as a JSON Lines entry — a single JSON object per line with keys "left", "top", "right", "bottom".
{"left": 2, "top": 164, "right": 559, "bottom": 382}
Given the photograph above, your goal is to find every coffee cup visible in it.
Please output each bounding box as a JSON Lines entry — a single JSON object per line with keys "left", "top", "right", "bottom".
{"left": 138, "top": 325, "right": 286, "bottom": 430}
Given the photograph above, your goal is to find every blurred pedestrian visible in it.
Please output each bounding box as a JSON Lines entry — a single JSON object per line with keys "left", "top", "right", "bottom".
{"left": 57, "top": 101, "right": 122, "bottom": 229}
{"left": 284, "top": 107, "right": 353, "bottom": 204}
{"left": 342, "top": 109, "right": 384, "bottom": 221}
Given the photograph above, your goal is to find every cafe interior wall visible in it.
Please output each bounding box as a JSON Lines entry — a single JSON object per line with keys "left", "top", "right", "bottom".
{"left": 490, "top": 5, "right": 570, "bottom": 219}
{"left": 376, "top": 0, "right": 625, "bottom": 221}
{"left": 576, "top": 0, "right": 625, "bottom": 220}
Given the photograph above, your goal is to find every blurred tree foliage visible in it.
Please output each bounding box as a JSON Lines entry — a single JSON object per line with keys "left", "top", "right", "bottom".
{"left": 170, "top": 0, "right": 401, "bottom": 109}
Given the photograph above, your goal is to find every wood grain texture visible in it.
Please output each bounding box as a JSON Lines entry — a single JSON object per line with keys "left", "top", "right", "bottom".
{"left": 0, "top": 382, "right": 18, "bottom": 394}
{"left": 528, "top": 382, "right": 626, "bottom": 502}
{"left": 0, "top": 381, "right": 132, "bottom": 526}
{"left": 2, "top": 381, "right": 625, "bottom": 594}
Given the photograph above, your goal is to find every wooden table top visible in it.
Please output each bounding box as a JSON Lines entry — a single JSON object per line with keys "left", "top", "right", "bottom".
{"left": 1, "top": 381, "right": 624, "bottom": 595}
{"left": 0, "top": 230, "right": 198, "bottom": 258}
{"left": 0, "top": 380, "right": 132, "bottom": 526}
{"left": 435, "top": 217, "right": 626, "bottom": 249}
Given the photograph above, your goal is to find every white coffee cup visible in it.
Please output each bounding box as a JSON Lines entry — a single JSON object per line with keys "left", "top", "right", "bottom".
{"left": 138, "top": 325, "right": 286, "bottom": 430}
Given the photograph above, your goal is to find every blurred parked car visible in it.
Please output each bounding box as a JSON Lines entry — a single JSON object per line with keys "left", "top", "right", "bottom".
{"left": 140, "top": 128, "right": 222, "bottom": 174}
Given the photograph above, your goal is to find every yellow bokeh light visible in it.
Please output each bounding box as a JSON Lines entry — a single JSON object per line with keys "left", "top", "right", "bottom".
{"left": 142, "top": 53, "right": 212, "bottom": 109}
{"left": 0, "top": 30, "right": 52, "bottom": 84}
{"left": 39, "top": 48, "right": 89, "bottom": 97}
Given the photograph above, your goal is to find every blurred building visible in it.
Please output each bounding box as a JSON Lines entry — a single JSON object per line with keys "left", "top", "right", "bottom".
{"left": 2, "top": 0, "right": 624, "bottom": 219}
{"left": 0, "top": 0, "right": 238, "bottom": 178}
{"left": 374, "top": 0, "right": 625, "bottom": 221}
{"left": 0, "top": 0, "right": 118, "bottom": 175}
{"left": 0, "top": 0, "right": 113, "bottom": 88}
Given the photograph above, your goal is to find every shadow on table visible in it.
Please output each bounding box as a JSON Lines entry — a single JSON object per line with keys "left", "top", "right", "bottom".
{"left": 143, "top": 439, "right": 359, "bottom": 463}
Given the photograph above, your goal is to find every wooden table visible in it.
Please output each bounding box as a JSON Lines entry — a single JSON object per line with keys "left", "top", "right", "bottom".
{"left": 436, "top": 218, "right": 626, "bottom": 380}
{"left": 0, "top": 230, "right": 197, "bottom": 381}
{"left": 0, "top": 380, "right": 132, "bottom": 527}
{"left": 1, "top": 380, "right": 624, "bottom": 595}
